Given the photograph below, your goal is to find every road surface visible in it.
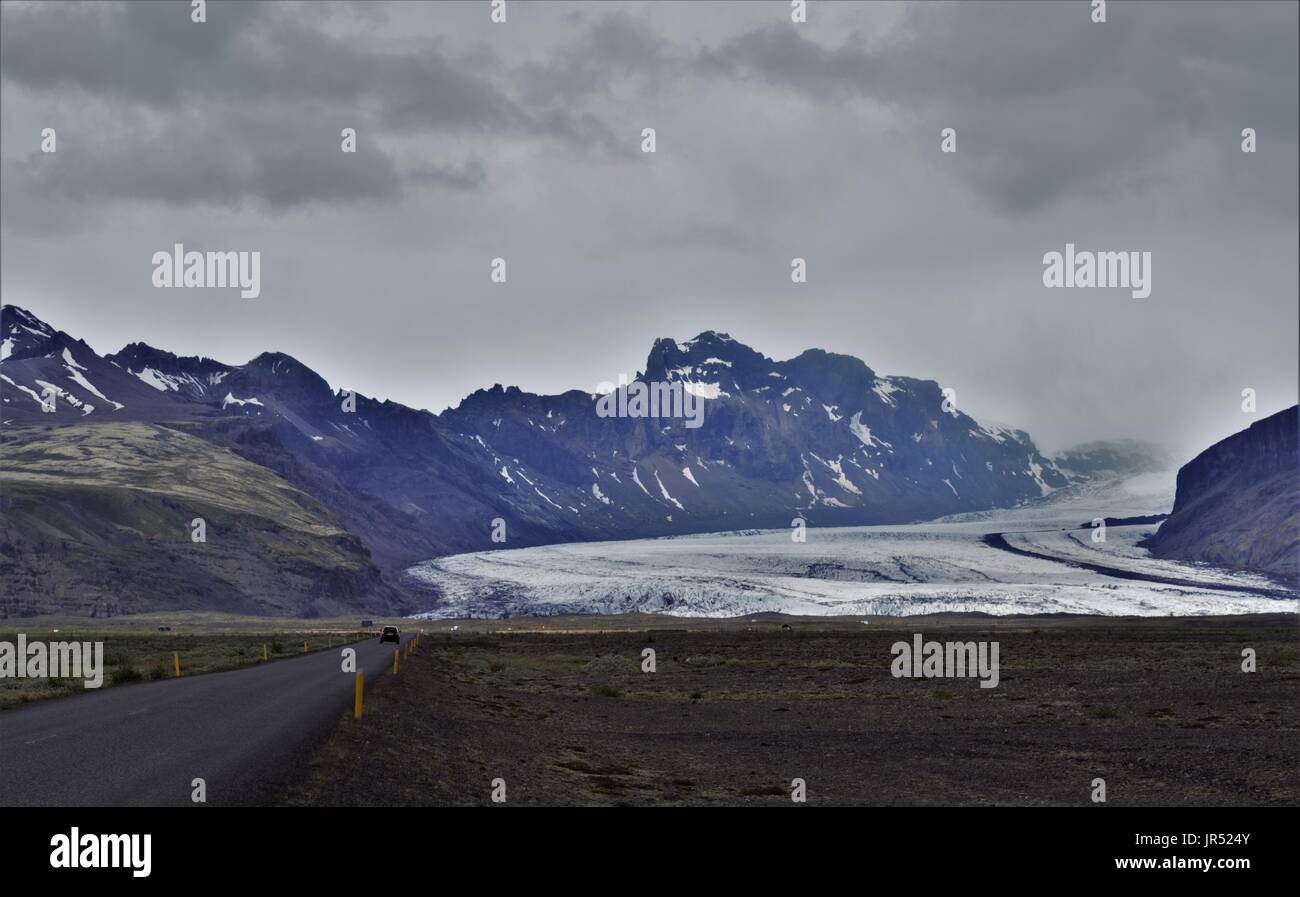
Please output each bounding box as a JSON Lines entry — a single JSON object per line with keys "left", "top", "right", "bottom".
{"left": 0, "top": 632, "right": 413, "bottom": 806}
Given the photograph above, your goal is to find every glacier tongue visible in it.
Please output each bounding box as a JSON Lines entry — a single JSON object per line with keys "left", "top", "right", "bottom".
{"left": 408, "top": 472, "right": 1292, "bottom": 620}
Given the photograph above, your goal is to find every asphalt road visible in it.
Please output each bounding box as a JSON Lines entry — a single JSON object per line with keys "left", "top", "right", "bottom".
{"left": 0, "top": 632, "right": 412, "bottom": 806}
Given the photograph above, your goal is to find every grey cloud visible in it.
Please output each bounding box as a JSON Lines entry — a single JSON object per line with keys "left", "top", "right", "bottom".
{"left": 0, "top": 0, "right": 621, "bottom": 209}
{"left": 0, "top": 1, "right": 275, "bottom": 107}
{"left": 4, "top": 107, "right": 407, "bottom": 210}
{"left": 409, "top": 159, "right": 487, "bottom": 192}
{"left": 694, "top": 1, "right": 1299, "bottom": 214}
{"left": 0, "top": 1, "right": 1294, "bottom": 460}
{"left": 513, "top": 10, "right": 676, "bottom": 105}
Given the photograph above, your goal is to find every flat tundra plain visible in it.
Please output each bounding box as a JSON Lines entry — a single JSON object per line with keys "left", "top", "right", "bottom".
{"left": 283, "top": 614, "right": 1300, "bottom": 807}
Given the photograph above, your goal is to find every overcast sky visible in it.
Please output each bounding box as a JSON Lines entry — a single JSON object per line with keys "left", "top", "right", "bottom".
{"left": 2, "top": 0, "right": 1296, "bottom": 458}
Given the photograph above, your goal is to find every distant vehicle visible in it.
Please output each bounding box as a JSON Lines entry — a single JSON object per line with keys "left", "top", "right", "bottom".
{"left": 379, "top": 626, "right": 400, "bottom": 644}
{"left": 157, "top": 626, "right": 172, "bottom": 632}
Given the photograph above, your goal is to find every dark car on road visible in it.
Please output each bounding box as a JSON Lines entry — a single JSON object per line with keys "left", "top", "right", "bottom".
{"left": 379, "top": 625, "right": 400, "bottom": 644}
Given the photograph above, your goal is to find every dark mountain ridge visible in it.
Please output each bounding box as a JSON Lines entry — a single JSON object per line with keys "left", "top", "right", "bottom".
{"left": 2, "top": 303, "right": 1167, "bottom": 615}
{"left": 1142, "top": 405, "right": 1299, "bottom": 582}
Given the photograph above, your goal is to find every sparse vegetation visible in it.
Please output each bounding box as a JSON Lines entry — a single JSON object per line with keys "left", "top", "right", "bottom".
{"left": 740, "top": 784, "right": 786, "bottom": 797}
{"left": 583, "top": 653, "right": 631, "bottom": 675}
{"left": 280, "top": 614, "right": 1300, "bottom": 807}
{"left": 0, "top": 615, "right": 377, "bottom": 710}
{"left": 0, "top": 422, "right": 388, "bottom": 618}
{"left": 112, "top": 663, "right": 143, "bottom": 684}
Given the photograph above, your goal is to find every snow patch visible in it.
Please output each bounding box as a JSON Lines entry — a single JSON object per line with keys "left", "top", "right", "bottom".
{"left": 222, "top": 392, "right": 264, "bottom": 409}
{"left": 534, "top": 487, "right": 563, "bottom": 509}
{"left": 849, "top": 412, "right": 878, "bottom": 448}
{"left": 872, "top": 378, "right": 901, "bottom": 407}
{"left": 682, "top": 381, "right": 728, "bottom": 399}
{"left": 654, "top": 470, "right": 685, "bottom": 510}
{"left": 631, "top": 467, "right": 653, "bottom": 498}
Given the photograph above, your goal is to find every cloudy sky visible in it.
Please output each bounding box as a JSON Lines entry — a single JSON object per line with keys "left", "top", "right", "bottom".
{"left": 2, "top": 0, "right": 1296, "bottom": 458}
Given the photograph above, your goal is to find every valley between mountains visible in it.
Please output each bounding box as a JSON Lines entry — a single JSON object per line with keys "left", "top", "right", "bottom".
{"left": 2, "top": 304, "right": 1295, "bottom": 618}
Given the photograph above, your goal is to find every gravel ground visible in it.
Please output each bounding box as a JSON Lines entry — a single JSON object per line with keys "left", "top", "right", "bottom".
{"left": 282, "top": 614, "right": 1300, "bottom": 806}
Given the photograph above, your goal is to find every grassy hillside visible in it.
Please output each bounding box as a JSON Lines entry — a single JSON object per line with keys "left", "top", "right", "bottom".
{"left": 0, "top": 422, "right": 410, "bottom": 617}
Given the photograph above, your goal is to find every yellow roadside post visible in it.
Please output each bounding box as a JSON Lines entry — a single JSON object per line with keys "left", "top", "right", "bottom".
{"left": 173, "top": 652, "right": 180, "bottom": 677}
{"left": 393, "top": 648, "right": 399, "bottom": 675}
{"left": 354, "top": 672, "right": 364, "bottom": 720}
{"left": 262, "top": 643, "right": 268, "bottom": 662}
{"left": 303, "top": 641, "right": 308, "bottom": 654}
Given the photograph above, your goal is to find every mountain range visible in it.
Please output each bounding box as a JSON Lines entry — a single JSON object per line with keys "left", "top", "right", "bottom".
{"left": 2, "top": 303, "right": 1175, "bottom": 616}
{"left": 1142, "top": 405, "right": 1299, "bottom": 582}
